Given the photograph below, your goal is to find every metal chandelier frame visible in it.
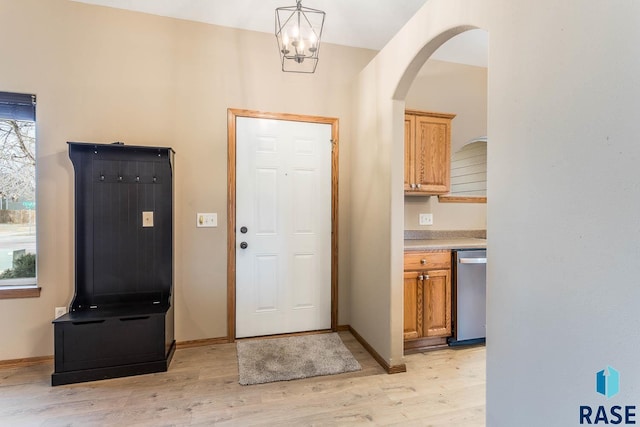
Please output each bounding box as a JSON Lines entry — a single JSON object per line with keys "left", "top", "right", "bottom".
{"left": 275, "top": 0, "right": 325, "bottom": 73}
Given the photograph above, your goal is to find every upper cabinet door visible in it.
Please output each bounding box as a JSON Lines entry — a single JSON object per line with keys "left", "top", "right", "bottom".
{"left": 414, "top": 115, "right": 451, "bottom": 194}
{"left": 404, "top": 114, "right": 416, "bottom": 191}
{"left": 404, "top": 110, "right": 455, "bottom": 195}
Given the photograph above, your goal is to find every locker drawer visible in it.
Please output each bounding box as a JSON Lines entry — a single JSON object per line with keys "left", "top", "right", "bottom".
{"left": 54, "top": 314, "right": 165, "bottom": 373}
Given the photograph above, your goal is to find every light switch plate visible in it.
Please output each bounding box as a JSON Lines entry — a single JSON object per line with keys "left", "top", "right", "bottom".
{"left": 419, "top": 213, "right": 433, "bottom": 226}
{"left": 197, "top": 213, "right": 217, "bottom": 228}
{"left": 142, "top": 211, "right": 154, "bottom": 227}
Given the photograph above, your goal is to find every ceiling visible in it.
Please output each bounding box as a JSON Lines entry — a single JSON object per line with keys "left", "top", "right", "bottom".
{"left": 71, "top": 0, "right": 488, "bottom": 67}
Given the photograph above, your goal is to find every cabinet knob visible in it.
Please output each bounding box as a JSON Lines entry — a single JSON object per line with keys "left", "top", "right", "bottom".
{"left": 410, "top": 183, "right": 416, "bottom": 189}
{"left": 416, "top": 184, "right": 421, "bottom": 189}
{"left": 424, "top": 274, "right": 430, "bottom": 280}
{"left": 418, "top": 275, "right": 424, "bottom": 280}
{"left": 420, "top": 259, "right": 426, "bottom": 265}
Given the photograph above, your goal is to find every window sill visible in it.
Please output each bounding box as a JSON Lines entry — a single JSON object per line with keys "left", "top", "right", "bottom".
{"left": 438, "top": 195, "right": 487, "bottom": 204}
{"left": 0, "top": 286, "right": 41, "bottom": 299}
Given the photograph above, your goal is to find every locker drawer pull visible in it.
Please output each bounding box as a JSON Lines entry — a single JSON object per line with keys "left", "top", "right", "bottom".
{"left": 120, "top": 316, "right": 150, "bottom": 321}
{"left": 71, "top": 320, "right": 105, "bottom": 325}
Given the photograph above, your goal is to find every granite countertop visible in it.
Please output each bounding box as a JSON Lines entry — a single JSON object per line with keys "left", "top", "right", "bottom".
{"left": 404, "top": 229, "right": 487, "bottom": 251}
{"left": 404, "top": 238, "right": 487, "bottom": 251}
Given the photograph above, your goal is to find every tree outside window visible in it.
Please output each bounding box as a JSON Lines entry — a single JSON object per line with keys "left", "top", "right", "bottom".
{"left": 0, "top": 93, "right": 36, "bottom": 285}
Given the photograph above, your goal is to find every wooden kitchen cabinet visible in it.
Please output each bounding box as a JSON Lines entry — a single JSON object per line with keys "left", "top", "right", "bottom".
{"left": 403, "top": 270, "right": 422, "bottom": 340}
{"left": 404, "top": 250, "right": 452, "bottom": 352}
{"left": 423, "top": 269, "right": 451, "bottom": 337}
{"left": 404, "top": 110, "right": 456, "bottom": 195}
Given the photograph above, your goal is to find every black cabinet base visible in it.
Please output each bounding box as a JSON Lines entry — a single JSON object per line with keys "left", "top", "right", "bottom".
{"left": 52, "top": 340, "right": 175, "bottom": 386}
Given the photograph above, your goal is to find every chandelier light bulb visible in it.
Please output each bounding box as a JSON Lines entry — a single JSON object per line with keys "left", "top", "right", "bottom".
{"left": 275, "top": 0, "right": 325, "bottom": 73}
{"left": 309, "top": 32, "right": 317, "bottom": 52}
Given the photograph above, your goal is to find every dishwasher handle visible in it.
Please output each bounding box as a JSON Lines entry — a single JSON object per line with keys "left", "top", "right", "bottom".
{"left": 459, "top": 257, "right": 487, "bottom": 264}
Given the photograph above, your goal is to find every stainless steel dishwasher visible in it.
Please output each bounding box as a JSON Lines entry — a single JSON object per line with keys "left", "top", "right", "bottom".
{"left": 448, "top": 249, "right": 486, "bottom": 346}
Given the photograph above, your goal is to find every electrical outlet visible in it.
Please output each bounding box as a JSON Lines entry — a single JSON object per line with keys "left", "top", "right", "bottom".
{"left": 197, "top": 213, "right": 217, "bottom": 228}
{"left": 55, "top": 306, "right": 67, "bottom": 319}
{"left": 419, "top": 213, "right": 433, "bottom": 226}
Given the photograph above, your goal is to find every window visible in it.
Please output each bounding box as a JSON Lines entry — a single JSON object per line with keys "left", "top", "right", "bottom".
{"left": 0, "top": 91, "right": 37, "bottom": 296}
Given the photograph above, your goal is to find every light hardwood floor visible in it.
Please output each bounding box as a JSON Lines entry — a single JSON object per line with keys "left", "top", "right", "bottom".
{"left": 0, "top": 332, "right": 485, "bottom": 426}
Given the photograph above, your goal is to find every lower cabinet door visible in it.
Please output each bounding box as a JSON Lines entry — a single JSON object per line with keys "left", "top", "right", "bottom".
{"left": 423, "top": 269, "right": 452, "bottom": 337}
{"left": 403, "top": 271, "right": 423, "bottom": 340}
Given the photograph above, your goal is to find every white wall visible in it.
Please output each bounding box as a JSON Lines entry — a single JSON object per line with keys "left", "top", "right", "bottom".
{"left": 0, "top": 0, "right": 375, "bottom": 360}
{"left": 404, "top": 196, "right": 486, "bottom": 230}
{"left": 486, "top": 0, "right": 640, "bottom": 424}
{"left": 351, "top": 0, "right": 488, "bottom": 369}
{"left": 352, "top": 0, "right": 640, "bottom": 424}
{"left": 404, "top": 59, "right": 487, "bottom": 231}
{"left": 406, "top": 59, "right": 487, "bottom": 154}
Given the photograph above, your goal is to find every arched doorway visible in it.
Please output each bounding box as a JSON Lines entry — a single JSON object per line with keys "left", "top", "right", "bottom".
{"left": 347, "top": 0, "right": 489, "bottom": 372}
{"left": 402, "top": 30, "right": 489, "bottom": 353}
{"left": 404, "top": 31, "right": 488, "bottom": 225}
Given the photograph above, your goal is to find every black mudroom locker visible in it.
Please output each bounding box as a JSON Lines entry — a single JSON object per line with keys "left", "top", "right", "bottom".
{"left": 52, "top": 142, "right": 175, "bottom": 386}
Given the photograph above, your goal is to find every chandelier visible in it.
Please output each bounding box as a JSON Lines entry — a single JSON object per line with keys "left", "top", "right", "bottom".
{"left": 275, "top": 0, "right": 325, "bottom": 73}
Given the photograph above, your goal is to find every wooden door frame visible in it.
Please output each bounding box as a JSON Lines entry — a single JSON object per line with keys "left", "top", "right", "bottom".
{"left": 227, "top": 108, "right": 339, "bottom": 341}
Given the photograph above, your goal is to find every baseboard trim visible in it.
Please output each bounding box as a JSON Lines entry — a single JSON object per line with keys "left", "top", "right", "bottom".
{"left": 176, "top": 336, "right": 231, "bottom": 349}
{"left": 348, "top": 326, "right": 406, "bottom": 374}
{"left": 0, "top": 327, "right": 407, "bottom": 372}
{"left": 404, "top": 336, "right": 449, "bottom": 354}
{"left": 0, "top": 355, "right": 53, "bottom": 368}
{"left": 177, "top": 328, "right": 343, "bottom": 349}
{"left": 0, "top": 337, "right": 226, "bottom": 367}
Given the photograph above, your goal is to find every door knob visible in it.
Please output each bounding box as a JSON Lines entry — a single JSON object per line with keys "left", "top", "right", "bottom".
{"left": 240, "top": 242, "right": 248, "bottom": 249}
{"left": 240, "top": 226, "right": 248, "bottom": 234}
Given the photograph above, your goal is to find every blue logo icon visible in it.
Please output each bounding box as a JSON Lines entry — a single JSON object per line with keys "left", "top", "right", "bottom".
{"left": 596, "top": 366, "right": 620, "bottom": 399}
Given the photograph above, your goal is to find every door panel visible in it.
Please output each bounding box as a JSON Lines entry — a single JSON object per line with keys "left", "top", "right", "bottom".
{"left": 423, "top": 269, "right": 452, "bottom": 337}
{"left": 255, "top": 255, "right": 278, "bottom": 311}
{"left": 235, "top": 117, "right": 332, "bottom": 338}
{"left": 415, "top": 115, "right": 450, "bottom": 193}
{"left": 403, "top": 271, "right": 422, "bottom": 340}
{"left": 256, "top": 168, "right": 278, "bottom": 233}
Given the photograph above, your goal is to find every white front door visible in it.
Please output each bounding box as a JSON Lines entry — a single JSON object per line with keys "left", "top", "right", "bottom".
{"left": 235, "top": 117, "right": 332, "bottom": 338}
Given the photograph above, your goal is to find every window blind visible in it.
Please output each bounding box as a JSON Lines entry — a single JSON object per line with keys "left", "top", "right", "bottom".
{"left": 0, "top": 91, "right": 36, "bottom": 121}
